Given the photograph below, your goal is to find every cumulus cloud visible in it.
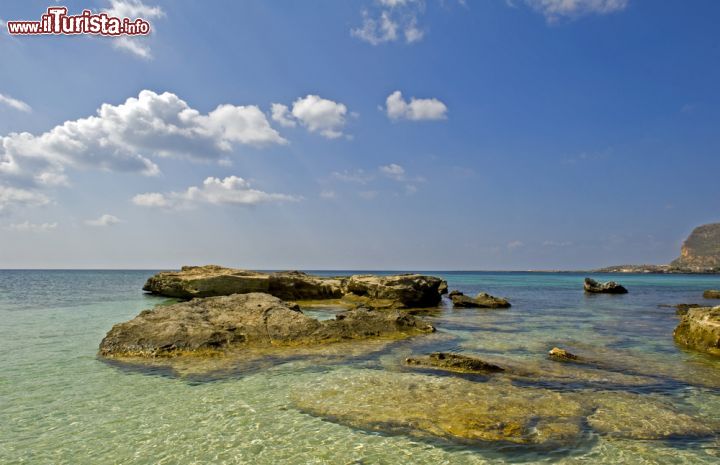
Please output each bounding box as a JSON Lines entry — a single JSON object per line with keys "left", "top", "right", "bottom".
{"left": 5, "top": 221, "right": 57, "bottom": 232}
{"left": 132, "top": 176, "right": 300, "bottom": 209}
{"left": 352, "top": 11, "right": 398, "bottom": 45}
{"left": 290, "top": 95, "right": 349, "bottom": 139}
{"left": 0, "top": 93, "right": 31, "bottom": 113}
{"left": 523, "top": 0, "right": 629, "bottom": 20}
{"left": 0, "top": 90, "right": 286, "bottom": 191}
{"left": 270, "top": 103, "right": 297, "bottom": 127}
{"left": 103, "top": 0, "right": 165, "bottom": 59}
{"left": 0, "top": 186, "right": 50, "bottom": 211}
{"left": 85, "top": 214, "right": 122, "bottom": 227}
{"left": 386, "top": 91, "right": 448, "bottom": 121}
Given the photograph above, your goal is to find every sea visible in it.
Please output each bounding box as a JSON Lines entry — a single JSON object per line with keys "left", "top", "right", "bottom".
{"left": 1, "top": 270, "right": 719, "bottom": 464}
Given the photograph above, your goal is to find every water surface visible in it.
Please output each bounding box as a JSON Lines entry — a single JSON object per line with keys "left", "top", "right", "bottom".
{"left": 1, "top": 270, "right": 719, "bottom": 464}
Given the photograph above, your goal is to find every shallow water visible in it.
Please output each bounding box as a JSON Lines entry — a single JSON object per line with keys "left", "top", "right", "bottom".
{"left": 1, "top": 270, "right": 719, "bottom": 464}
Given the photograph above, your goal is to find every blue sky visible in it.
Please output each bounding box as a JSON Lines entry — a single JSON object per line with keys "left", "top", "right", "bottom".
{"left": 0, "top": 0, "right": 719, "bottom": 269}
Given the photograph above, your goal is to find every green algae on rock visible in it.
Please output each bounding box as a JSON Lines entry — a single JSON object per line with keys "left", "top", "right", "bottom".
{"left": 142, "top": 265, "right": 447, "bottom": 308}
{"left": 99, "top": 293, "right": 435, "bottom": 358}
{"left": 674, "top": 306, "right": 720, "bottom": 356}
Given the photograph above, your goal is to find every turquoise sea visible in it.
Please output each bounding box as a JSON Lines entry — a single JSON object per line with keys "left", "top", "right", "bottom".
{"left": 1, "top": 270, "right": 720, "bottom": 464}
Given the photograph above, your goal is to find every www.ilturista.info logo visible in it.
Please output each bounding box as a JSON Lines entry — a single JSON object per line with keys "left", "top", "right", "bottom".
{"left": 6, "top": 7, "right": 151, "bottom": 36}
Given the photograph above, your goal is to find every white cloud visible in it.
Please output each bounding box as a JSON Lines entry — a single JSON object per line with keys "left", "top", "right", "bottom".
{"left": 103, "top": 1, "right": 165, "bottom": 59}
{"left": 0, "top": 186, "right": 50, "bottom": 211}
{"left": 0, "top": 90, "right": 286, "bottom": 190}
{"left": 523, "top": 0, "right": 629, "bottom": 20}
{"left": 5, "top": 221, "right": 57, "bottom": 232}
{"left": 85, "top": 214, "right": 122, "bottom": 227}
{"left": 385, "top": 90, "right": 447, "bottom": 121}
{"left": 291, "top": 95, "right": 348, "bottom": 139}
{"left": 0, "top": 93, "right": 31, "bottom": 113}
{"left": 331, "top": 169, "right": 373, "bottom": 184}
{"left": 270, "top": 103, "right": 297, "bottom": 127}
{"left": 403, "top": 17, "right": 424, "bottom": 43}
{"left": 320, "top": 190, "right": 337, "bottom": 199}
{"left": 379, "top": 163, "right": 406, "bottom": 180}
{"left": 352, "top": 1, "right": 426, "bottom": 45}
{"left": 352, "top": 10, "right": 398, "bottom": 45}
{"left": 132, "top": 176, "right": 300, "bottom": 209}
{"left": 131, "top": 192, "right": 168, "bottom": 208}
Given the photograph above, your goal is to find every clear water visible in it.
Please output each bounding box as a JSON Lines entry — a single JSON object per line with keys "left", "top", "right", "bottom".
{"left": 1, "top": 270, "right": 719, "bottom": 464}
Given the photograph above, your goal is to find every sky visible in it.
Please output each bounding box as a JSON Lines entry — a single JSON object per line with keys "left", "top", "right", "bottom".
{"left": 0, "top": 0, "right": 719, "bottom": 270}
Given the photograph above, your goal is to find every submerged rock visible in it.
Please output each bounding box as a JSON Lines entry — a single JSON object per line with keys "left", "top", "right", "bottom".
{"left": 583, "top": 278, "right": 628, "bottom": 294}
{"left": 704, "top": 290, "right": 720, "bottom": 299}
{"left": 548, "top": 347, "right": 578, "bottom": 361}
{"left": 405, "top": 352, "right": 505, "bottom": 373}
{"left": 674, "top": 306, "right": 720, "bottom": 356}
{"left": 292, "top": 369, "right": 586, "bottom": 447}
{"left": 142, "top": 265, "right": 446, "bottom": 308}
{"left": 292, "top": 369, "right": 718, "bottom": 447}
{"left": 450, "top": 291, "right": 511, "bottom": 308}
{"left": 99, "top": 293, "right": 435, "bottom": 358}
{"left": 672, "top": 303, "right": 703, "bottom": 316}
{"left": 587, "top": 392, "right": 716, "bottom": 440}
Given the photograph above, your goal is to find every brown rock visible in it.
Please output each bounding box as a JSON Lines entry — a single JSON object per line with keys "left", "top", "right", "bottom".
{"left": 673, "top": 306, "right": 720, "bottom": 356}
{"left": 405, "top": 352, "right": 505, "bottom": 373}
{"left": 99, "top": 293, "right": 435, "bottom": 358}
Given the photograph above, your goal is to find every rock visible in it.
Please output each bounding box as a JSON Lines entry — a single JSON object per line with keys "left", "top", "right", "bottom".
{"left": 583, "top": 278, "right": 628, "bottom": 294}
{"left": 448, "top": 289, "right": 463, "bottom": 298}
{"left": 674, "top": 304, "right": 702, "bottom": 316}
{"left": 704, "top": 290, "right": 720, "bottom": 299}
{"left": 99, "top": 293, "right": 435, "bottom": 357}
{"left": 343, "top": 274, "right": 445, "bottom": 308}
{"left": 671, "top": 223, "right": 720, "bottom": 271}
{"left": 587, "top": 392, "right": 716, "bottom": 439}
{"left": 548, "top": 347, "right": 578, "bottom": 361}
{"left": 438, "top": 281, "right": 448, "bottom": 295}
{"left": 405, "top": 352, "right": 505, "bottom": 373}
{"left": 291, "top": 369, "right": 586, "bottom": 447}
{"left": 450, "top": 292, "right": 511, "bottom": 308}
{"left": 142, "top": 265, "right": 447, "bottom": 308}
{"left": 673, "top": 306, "right": 720, "bottom": 356}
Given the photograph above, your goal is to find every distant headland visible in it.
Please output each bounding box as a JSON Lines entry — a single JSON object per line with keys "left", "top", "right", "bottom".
{"left": 595, "top": 223, "right": 720, "bottom": 274}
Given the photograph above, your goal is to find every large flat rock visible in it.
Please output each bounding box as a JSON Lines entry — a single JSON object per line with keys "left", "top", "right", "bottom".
{"left": 142, "top": 265, "right": 447, "bottom": 308}
{"left": 99, "top": 293, "right": 435, "bottom": 358}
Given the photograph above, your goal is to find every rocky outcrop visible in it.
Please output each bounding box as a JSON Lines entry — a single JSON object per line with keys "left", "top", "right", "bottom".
{"left": 405, "top": 352, "right": 505, "bottom": 373}
{"left": 671, "top": 223, "right": 720, "bottom": 271}
{"left": 99, "top": 293, "right": 435, "bottom": 358}
{"left": 673, "top": 306, "right": 720, "bottom": 356}
{"left": 142, "top": 265, "right": 446, "bottom": 308}
{"left": 583, "top": 278, "right": 628, "bottom": 294}
{"left": 449, "top": 291, "right": 511, "bottom": 308}
{"left": 703, "top": 290, "right": 720, "bottom": 299}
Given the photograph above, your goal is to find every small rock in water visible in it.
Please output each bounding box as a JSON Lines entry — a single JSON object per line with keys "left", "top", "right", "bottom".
{"left": 405, "top": 352, "right": 505, "bottom": 373}
{"left": 548, "top": 347, "right": 578, "bottom": 361}
{"left": 703, "top": 290, "right": 720, "bottom": 299}
{"left": 450, "top": 292, "right": 511, "bottom": 308}
{"left": 583, "top": 278, "right": 628, "bottom": 294}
